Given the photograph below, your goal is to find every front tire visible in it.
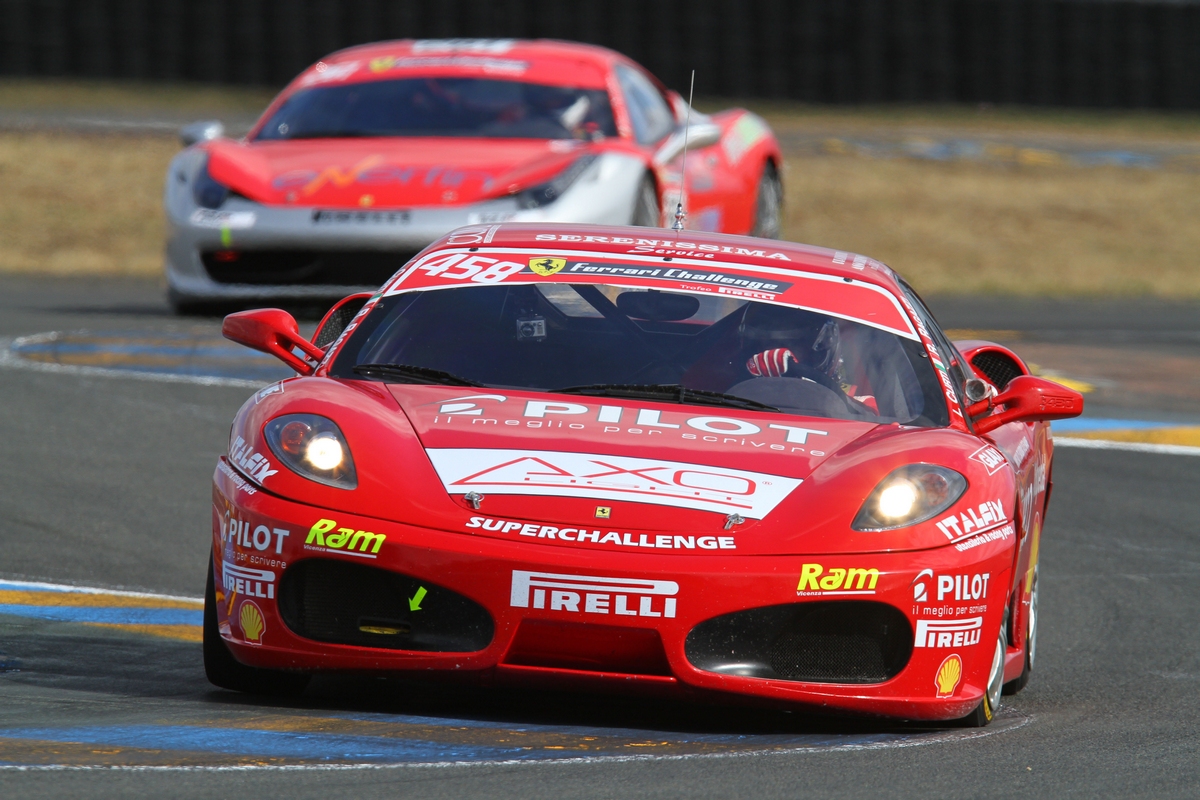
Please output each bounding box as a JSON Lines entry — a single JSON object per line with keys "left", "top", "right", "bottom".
{"left": 960, "top": 628, "right": 1006, "bottom": 727}
{"left": 1004, "top": 566, "right": 1038, "bottom": 695}
{"left": 203, "top": 555, "right": 310, "bottom": 696}
{"left": 749, "top": 162, "right": 783, "bottom": 239}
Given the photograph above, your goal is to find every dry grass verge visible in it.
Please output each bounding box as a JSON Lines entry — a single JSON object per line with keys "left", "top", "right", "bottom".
{"left": 0, "top": 132, "right": 178, "bottom": 276}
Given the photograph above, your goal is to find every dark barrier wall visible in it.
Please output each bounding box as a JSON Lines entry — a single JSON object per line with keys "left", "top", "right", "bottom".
{"left": 2, "top": 0, "right": 1200, "bottom": 108}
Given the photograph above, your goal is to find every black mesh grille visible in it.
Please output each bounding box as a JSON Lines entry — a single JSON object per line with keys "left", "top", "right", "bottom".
{"left": 201, "top": 250, "right": 416, "bottom": 286}
{"left": 971, "top": 351, "right": 1024, "bottom": 389}
{"left": 313, "top": 296, "right": 370, "bottom": 348}
{"left": 278, "top": 559, "right": 493, "bottom": 652}
{"left": 685, "top": 601, "right": 912, "bottom": 684}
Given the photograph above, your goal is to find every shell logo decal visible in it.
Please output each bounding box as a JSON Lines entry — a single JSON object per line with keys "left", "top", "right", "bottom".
{"left": 935, "top": 653, "right": 963, "bottom": 698}
{"left": 239, "top": 600, "right": 265, "bottom": 645}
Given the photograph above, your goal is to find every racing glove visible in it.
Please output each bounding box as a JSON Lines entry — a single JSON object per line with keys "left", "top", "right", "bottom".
{"left": 746, "top": 348, "right": 797, "bottom": 377}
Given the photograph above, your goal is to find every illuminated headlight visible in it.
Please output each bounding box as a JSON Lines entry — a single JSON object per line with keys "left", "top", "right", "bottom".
{"left": 264, "top": 414, "right": 357, "bottom": 489}
{"left": 852, "top": 465, "right": 967, "bottom": 531}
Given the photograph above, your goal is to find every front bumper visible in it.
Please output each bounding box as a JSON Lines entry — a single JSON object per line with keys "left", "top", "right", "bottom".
{"left": 212, "top": 461, "right": 1014, "bottom": 721}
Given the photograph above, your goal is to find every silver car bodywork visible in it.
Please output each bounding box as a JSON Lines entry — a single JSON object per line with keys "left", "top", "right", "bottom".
{"left": 163, "top": 146, "right": 647, "bottom": 307}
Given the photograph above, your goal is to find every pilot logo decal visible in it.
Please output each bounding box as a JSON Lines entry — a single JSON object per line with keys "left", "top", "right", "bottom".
{"left": 915, "top": 617, "right": 983, "bottom": 648}
{"left": 427, "top": 448, "right": 801, "bottom": 518}
{"left": 935, "top": 654, "right": 963, "bottom": 697}
{"left": 511, "top": 570, "right": 677, "bottom": 618}
{"left": 529, "top": 257, "right": 567, "bottom": 276}
{"left": 239, "top": 600, "right": 265, "bottom": 645}
{"left": 304, "top": 519, "right": 386, "bottom": 558}
{"left": 912, "top": 568, "right": 933, "bottom": 603}
{"left": 796, "top": 564, "right": 881, "bottom": 596}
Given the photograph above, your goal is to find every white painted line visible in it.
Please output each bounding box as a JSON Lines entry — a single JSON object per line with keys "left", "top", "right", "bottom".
{"left": 0, "top": 578, "right": 202, "bottom": 605}
{"left": 0, "top": 336, "right": 268, "bottom": 389}
{"left": 0, "top": 712, "right": 1031, "bottom": 771}
{"left": 1055, "top": 437, "right": 1200, "bottom": 457}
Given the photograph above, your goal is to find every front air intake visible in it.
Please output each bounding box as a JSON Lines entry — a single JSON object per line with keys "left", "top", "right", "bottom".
{"left": 685, "top": 601, "right": 912, "bottom": 684}
{"left": 278, "top": 559, "right": 493, "bottom": 652}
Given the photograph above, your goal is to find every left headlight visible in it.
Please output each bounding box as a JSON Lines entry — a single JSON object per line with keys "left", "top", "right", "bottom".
{"left": 851, "top": 465, "right": 967, "bottom": 531}
{"left": 264, "top": 414, "right": 357, "bottom": 489}
{"left": 515, "top": 154, "right": 598, "bottom": 209}
{"left": 193, "top": 160, "right": 230, "bottom": 209}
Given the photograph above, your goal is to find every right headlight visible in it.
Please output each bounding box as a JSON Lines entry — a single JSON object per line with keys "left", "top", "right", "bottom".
{"left": 263, "top": 414, "right": 357, "bottom": 489}
{"left": 851, "top": 464, "right": 967, "bottom": 531}
{"left": 515, "top": 154, "right": 598, "bottom": 209}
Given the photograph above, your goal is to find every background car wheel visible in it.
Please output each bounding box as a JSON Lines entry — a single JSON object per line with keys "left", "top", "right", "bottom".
{"left": 750, "top": 162, "right": 783, "bottom": 239}
{"left": 630, "top": 174, "right": 660, "bottom": 227}
{"left": 960, "top": 629, "right": 1006, "bottom": 727}
{"left": 1004, "top": 566, "right": 1038, "bottom": 695}
{"left": 203, "top": 555, "right": 310, "bottom": 696}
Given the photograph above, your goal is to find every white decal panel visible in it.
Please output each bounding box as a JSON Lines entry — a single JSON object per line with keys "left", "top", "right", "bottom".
{"left": 426, "top": 448, "right": 801, "bottom": 518}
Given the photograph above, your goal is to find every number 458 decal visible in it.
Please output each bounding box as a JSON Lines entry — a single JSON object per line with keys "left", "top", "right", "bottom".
{"left": 418, "top": 253, "right": 524, "bottom": 284}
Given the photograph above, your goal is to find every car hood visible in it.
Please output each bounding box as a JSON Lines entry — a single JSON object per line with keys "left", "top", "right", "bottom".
{"left": 203, "top": 137, "right": 593, "bottom": 208}
{"left": 389, "top": 385, "right": 879, "bottom": 531}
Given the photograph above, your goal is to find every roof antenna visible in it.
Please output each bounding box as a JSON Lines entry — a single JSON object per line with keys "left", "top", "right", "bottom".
{"left": 671, "top": 70, "right": 696, "bottom": 232}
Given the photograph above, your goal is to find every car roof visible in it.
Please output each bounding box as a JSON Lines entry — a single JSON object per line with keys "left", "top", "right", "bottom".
{"left": 286, "top": 39, "right": 621, "bottom": 93}
{"left": 428, "top": 222, "right": 905, "bottom": 291}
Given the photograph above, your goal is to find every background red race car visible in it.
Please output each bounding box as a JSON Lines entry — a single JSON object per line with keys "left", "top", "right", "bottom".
{"left": 210, "top": 223, "right": 1082, "bottom": 726}
{"left": 164, "top": 38, "right": 783, "bottom": 310}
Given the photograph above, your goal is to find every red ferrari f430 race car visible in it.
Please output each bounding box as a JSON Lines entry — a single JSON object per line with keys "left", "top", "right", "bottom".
{"left": 209, "top": 223, "right": 1082, "bottom": 725}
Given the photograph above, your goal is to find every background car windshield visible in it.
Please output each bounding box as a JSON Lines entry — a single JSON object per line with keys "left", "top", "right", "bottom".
{"left": 331, "top": 283, "right": 949, "bottom": 426}
{"left": 256, "top": 78, "right": 618, "bottom": 140}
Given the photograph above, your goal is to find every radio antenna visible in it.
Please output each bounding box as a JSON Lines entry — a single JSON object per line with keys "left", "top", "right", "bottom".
{"left": 671, "top": 70, "right": 695, "bottom": 232}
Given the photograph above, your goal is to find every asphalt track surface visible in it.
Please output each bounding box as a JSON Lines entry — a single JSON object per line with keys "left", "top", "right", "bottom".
{"left": 1, "top": 276, "right": 1199, "bottom": 798}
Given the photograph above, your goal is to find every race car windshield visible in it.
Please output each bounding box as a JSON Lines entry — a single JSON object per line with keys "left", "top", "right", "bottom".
{"left": 255, "top": 78, "right": 618, "bottom": 140}
{"left": 330, "top": 284, "right": 950, "bottom": 427}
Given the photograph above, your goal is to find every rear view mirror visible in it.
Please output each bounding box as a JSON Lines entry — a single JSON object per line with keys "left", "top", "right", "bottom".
{"left": 180, "top": 120, "right": 224, "bottom": 147}
{"left": 222, "top": 308, "right": 325, "bottom": 375}
{"left": 969, "top": 375, "right": 1084, "bottom": 435}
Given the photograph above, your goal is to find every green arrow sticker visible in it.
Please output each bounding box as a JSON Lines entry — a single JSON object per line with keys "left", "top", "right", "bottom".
{"left": 409, "top": 586, "right": 427, "bottom": 611}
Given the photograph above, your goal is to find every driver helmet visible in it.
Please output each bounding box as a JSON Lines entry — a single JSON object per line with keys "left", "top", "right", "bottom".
{"left": 738, "top": 304, "right": 842, "bottom": 380}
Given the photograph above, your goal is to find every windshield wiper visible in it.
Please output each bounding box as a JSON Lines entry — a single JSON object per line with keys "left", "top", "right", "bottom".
{"left": 550, "top": 383, "right": 779, "bottom": 413}
{"left": 353, "top": 363, "right": 483, "bottom": 387}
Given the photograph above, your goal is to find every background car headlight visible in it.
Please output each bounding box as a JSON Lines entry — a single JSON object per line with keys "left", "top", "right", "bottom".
{"left": 515, "top": 154, "right": 597, "bottom": 209}
{"left": 852, "top": 464, "right": 967, "bottom": 531}
{"left": 264, "top": 414, "right": 357, "bottom": 489}
{"left": 193, "top": 160, "right": 230, "bottom": 209}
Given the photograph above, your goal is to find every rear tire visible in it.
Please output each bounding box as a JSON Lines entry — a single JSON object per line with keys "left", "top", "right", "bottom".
{"left": 630, "top": 174, "right": 660, "bottom": 227}
{"left": 1004, "top": 567, "right": 1038, "bottom": 695}
{"left": 959, "top": 629, "right": 1005, "bottom": 727}
{"left": 203, "top": 555, "right": 310, "bottom": 696}
{"left": 750, "top": 162, "right": 783, "bottom": 239}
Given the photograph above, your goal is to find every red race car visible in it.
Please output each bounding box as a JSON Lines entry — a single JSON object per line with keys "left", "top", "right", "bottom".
{"left": 165, "top": 38, "right": 782, "bottom": 309}
{"left": 210, "top": 223, "right": 1082, "bottom": 725}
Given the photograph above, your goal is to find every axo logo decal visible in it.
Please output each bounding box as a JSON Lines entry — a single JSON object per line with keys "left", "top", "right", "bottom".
{"left": 427, "top": 448, "right": 801, "bottom": 518}
{"left": 796, "top": 564, "right": 880, "bottom": 596}
{"left": 510, "top": 570, "right": 677, "bottom": 618}
{"left": 914, "top": 617, "right": 983, "bottom": 648}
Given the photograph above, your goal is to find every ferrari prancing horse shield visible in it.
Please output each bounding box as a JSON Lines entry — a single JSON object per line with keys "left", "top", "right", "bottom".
{"left": 529, "top": 257, "right": 567, "bottom": 276}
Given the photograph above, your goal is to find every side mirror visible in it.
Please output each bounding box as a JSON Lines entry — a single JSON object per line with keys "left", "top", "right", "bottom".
{"left": 180, "top": 120, "right": 224, "bottom": 147}
{"left": 313, "top": 292, "right": 373, "bottom": 348}
{"left": 969, "top": 375, "right": 1084, "bottom": 435}
{"left": 222, "top": 308, "right": 325, "bottom": 375}
{"left": 653, "top": 122, "right": 723, "bottom": 166}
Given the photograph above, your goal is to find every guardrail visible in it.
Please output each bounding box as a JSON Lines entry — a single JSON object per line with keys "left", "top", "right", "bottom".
{"left": 2, "top": 0, "right": 1199, "bottom": 109}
